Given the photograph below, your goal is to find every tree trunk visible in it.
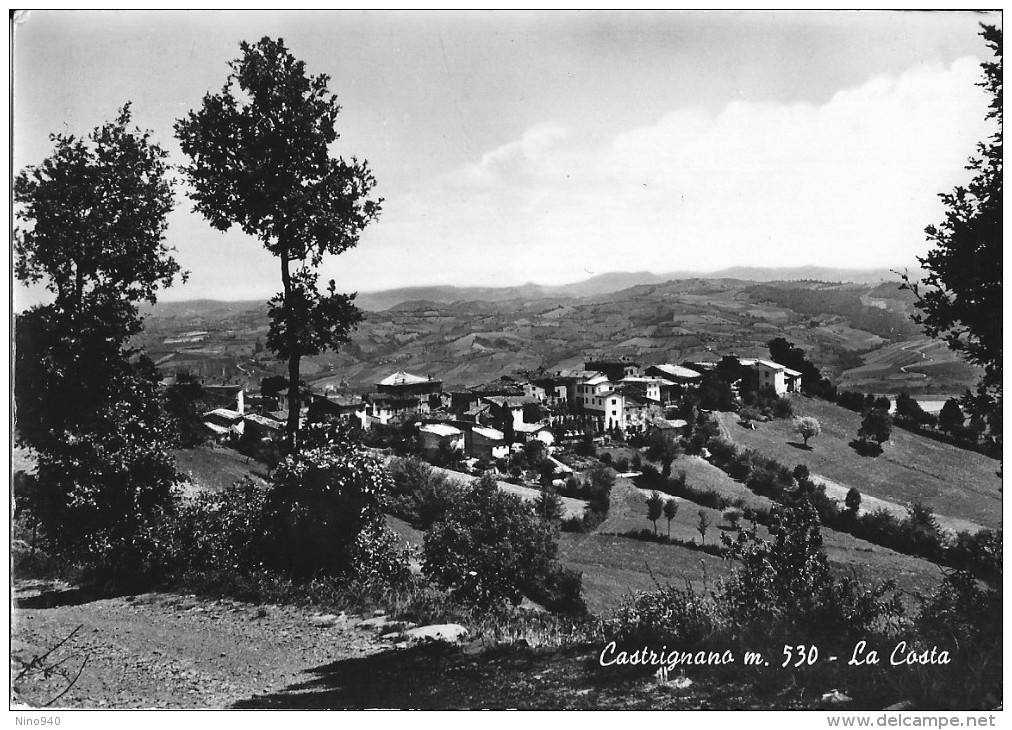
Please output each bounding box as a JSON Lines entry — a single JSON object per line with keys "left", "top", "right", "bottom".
{"left": 280, "top": 253, "right": 300, "bottom": 452}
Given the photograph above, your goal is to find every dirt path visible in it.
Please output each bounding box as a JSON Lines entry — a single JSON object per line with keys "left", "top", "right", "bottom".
{"left": 11, "top": 580, "right": 388, "bottom": 709}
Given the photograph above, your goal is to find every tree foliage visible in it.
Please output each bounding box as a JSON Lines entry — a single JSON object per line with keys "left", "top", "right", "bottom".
{"left": 423, "top": 474, "right": 563, "bottom": 607}
{"left": 858, "top": 408, "right": 892, "bottom": 446}
{"left": 646, "top": 490, "right": 664, "bottom": 534}
{"left": 14, "top": 106, "right": 184, "bottom": 574}
{"left": 14, "top": 106, "right": 183, "bottom": 445}
{"left": 794, "top": 416, "right": 821, "bottom": 447}
{"left": 901, "top": 25, "right": 1002, "bottom": 424}
{"left": 261, "top": 423, "right": 405, "bottom": 578}
{"left": 939, "top": 398, "right": 966, "bottom": 432}
{"left": 176, "top": 37, "right": 381, "bottom": 447}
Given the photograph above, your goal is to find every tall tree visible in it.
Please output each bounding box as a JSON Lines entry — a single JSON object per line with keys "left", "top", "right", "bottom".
{"left": 14, "top": 105, "right": 184, "bottom": 571}
{"left": 901, "top": 25, "right": 1002, "bottom": 429}
{"left": 15, "top": 104, "right": 183, "bottom": 444}
{"left": 175, "top": 37, "right": 381, "bottom": 448}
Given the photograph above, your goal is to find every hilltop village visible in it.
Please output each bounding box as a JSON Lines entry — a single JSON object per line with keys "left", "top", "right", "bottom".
{"left": 191, "top": 356, "right": 802, "bottom": 465}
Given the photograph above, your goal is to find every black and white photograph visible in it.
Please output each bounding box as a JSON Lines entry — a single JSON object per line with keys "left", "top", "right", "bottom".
{"left": 10, "top": 9, "right": 1002, "bottom": 715}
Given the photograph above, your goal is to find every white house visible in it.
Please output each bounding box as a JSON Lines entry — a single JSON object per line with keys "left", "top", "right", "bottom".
{"left": 575, "top": 372, "right": 613, "bottom": 410}
{"left": 739, "top": 359, "right": 802, "bottom": 395}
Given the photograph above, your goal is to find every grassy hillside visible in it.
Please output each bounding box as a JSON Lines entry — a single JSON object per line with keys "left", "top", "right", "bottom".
{"left": 714, "top": 397, "right": 1001, "bottom": 530}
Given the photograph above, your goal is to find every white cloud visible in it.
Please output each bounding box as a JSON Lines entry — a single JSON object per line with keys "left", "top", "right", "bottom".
{"left": 349, "top": 56, "right": 991, "bottom": 289}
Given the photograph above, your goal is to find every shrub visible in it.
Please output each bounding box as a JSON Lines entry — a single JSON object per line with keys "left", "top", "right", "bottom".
{"left": 423, "top": 473, "right": 578, "bottom": 609}
{"left": 605, "top": 583, "right": 718, "bottom": 648}
{"left": 723, "top": 508, "right": 743, "bottom": 529}
{"left": 772, "top": 396, "right": 794, "bottom": 419}
{"left": 387, "top": 457, "right": 463, "bottom": 529}
{"left": 259, "top": 423, "right": 405, "bottom": 579}
{"left": 720, "top": 503, "right": 903, "bottom": 643}
{"left": 25, "top": 387, "right": 182, "bottom": 583}
{"left": 845, "top": 487, "right": 862, "bottom": 514}
{"left": 159, "top": 477, "right": 268, "bottom": 575}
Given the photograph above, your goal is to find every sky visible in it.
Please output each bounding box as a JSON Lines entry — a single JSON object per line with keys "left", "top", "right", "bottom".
{"left": 11, "top": 10, "right": 1001, "bottom": 306}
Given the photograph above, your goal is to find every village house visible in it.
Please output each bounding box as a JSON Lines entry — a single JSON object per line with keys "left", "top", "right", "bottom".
{"left": 738, "top": 358, "right": 802, "bottom": 395}
{"left": 513, "top": 422, "right": 556, "bottom": 448}
{"left": 585, "top": 359, "right": 641, "bottom": 381}
{"left": 418, "top": 422, "right": 464, "bottom": 460}
{"left": 575, "top": 372, "right": 613, "bottom": 410}
{"left": 202, "top": 407, "right": 244, "bottom": 442}
{"left": 481, "top": 394, "right": 543, "bottom": 434}
{"left": 465, "top": 425, "right": 509, "bottom": 460}
{"left": 243, "top": 412, "right": 285, "bottom": 441}
{"left": 618, "top": 375, "right": 667, "bottom": 404}
{"left": 646, "top": 416, "right": 689, "bottom": 439}
{"left": 553, "top": 369, "right": 599, "bottom": 405}
{"left": 308, "top": 392, "right": 367, "bottom": 428}
{"left": 376, "top": 371, "right": 443, "bottom": 404}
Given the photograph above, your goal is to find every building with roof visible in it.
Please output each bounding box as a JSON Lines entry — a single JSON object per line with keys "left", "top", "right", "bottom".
{"left": 376, "top": 371, "right": 443, "bottom": 397}
{"left": 585, "top": 359, "right": 641, "bottom": 381}
{"left": 575, "top": 372, "right": 614, "bottom": 410}
{"left": 203, "top": 407, "right": 244, "bottom": 441}
{"left": 418, "top": 423, "right": 464, "bottom": 460}
{"left": 480, "top": 395, "right": 543, "bottom": 433}
{"left": 644, "top": 363, "right": 703, "bottom": 383}
{"left": 465, "top": 425, "right": 509, "bottom": 460}
{"left": 243, "top": 413, "right": 285, "bottom": 441}
{"left": 739, "top": 359, "right": 802, "bottom": 395}
{"left": 308, "top": 393, "right": 367, "bottom": 427}
{"left": 513, "top": 422, "right": 556, "bottom": 448}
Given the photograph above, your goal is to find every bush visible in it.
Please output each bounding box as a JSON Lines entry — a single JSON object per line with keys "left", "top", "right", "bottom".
{"left": 605, "top": 583, "right": 718, "bottom": 648}
{"left": 158, "top": 477, "right": 269, "bottom": 575}
{"left": 387, "top": 457, "right": 463, "bottom": 529}
{"left": 423, "top": 473, "right": 579, "bottom": 609}
{"left": 720, "top": 503, "right": 903, "bottom": 643}
{"left": 259, "top": 423, "right": 407, "bottom": 579}
{"left": 25, "top": 386, "right": 182, "bottom": 583}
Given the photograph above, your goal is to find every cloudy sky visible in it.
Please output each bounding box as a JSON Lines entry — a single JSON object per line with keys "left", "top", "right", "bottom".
{"left": 12, "top": 10, "right": 1000, "bottom": 305}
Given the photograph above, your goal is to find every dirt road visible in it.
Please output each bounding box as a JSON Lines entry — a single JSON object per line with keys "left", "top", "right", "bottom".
{"left": 11, "top": 581, "right": 387, "bottom": 709}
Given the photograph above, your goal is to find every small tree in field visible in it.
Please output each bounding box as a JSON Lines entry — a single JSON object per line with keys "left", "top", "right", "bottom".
{"left": 858, "top": 408, "right": 892, "bottom": 450}
{"left": 176, "top": 37, "right": 381, "bottom": 450}
{"left": 646, "top": 491, "right": 664, "bottom": 534}
{"left": 939, "top": 398, "right": 966, "bottom": 433}
{"left": 845, "top": 487, "right": 862, "bottom": 516}
{"left": 794, "top": 416, "right": 821, "bottom": 448}
{"left": 697, "top": 510, "right": 712, "bottom": 546}
{"left": 663, "top": 498, "right": 679, "bottom": 538}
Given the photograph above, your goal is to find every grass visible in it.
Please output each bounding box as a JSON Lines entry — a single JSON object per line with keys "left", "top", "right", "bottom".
{"left": 172, "top": 446, "right": 270, "bottom": 495}
{"left": 714, "top": 397, "right": 1001, "bottom": 530}
{"left": 558, "top": 532, "right": 729, "bottom": 615}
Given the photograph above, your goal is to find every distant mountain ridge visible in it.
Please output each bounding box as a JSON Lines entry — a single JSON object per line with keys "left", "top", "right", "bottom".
{"left": 147, "top": 266, "right": 919, "bottom": 314}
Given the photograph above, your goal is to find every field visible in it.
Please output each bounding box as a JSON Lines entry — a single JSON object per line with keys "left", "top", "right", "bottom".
{"left": 714, "top": 397, "right": 1002, "bottom": 531}
{"left": 575, "top": 470, "right": 944, "bottom": 614}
